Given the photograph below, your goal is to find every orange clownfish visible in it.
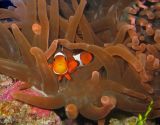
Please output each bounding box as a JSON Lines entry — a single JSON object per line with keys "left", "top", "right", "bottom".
{"left": 49, "top": 52, "right": 78, "bottom": 81}
{"left": 49, "top": 51, "right": 93, "bottom": 81}
{"left": 73, "top": 51, "right": 93, "bottom": 66}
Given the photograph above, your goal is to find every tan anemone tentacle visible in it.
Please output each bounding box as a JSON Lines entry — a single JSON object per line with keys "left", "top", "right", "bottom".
{"left": 22, "top": 0, "right": 37, "bottom": 43}
{"left": 153, "top": 30, "right": 160, "bottom": 51}
{"left": 65, "top": 0, "right": 87, "bottom": 42}
{"left": 0, "top": 47, "right": 8, "bottom": 58}
{"left": 98, "top": 119, "right": 106, "bottom": 125}
{"left": 102, "top": 80, "right": 150, "bottom": 101}
{"left": 2, "top": 21, "right": 22, "bottom": 29}
{"left": 37, "top": 0, "right": 49, "bottom": 51}
{"left": 154, "top": 29, "right": 160, "bottom": 43}
{"left": 80, "top": 96, "right": 116, "bottom": 120}
{"left": 65, "top": 104, "right": 79, "bottom": 119}
{"left": 11, "top": 23, "right": 41, "bottom": 86}
{"left": 0, "top": 58, "right": 35, "bottom": 83}
{"left": 91, "top": 16, "right": 111, "bottom": 33}
{"left": 45, "top": 40, "right": 58, "bottom": 60}
{"left": 59, "top": 16, "right": 68, "bottom": 33}
{"left": 146, "top": 44, "right": 159, "bottom": 57}
{"left": 59, "top": 0, "right": 74, "bottom": 18}
{"left": 0, "top": 8, "right": 19, "bottom": 20}
{"left": 72, "top": 57, "right": 103, "bottom": 82}
{"left": 49, "top": 0, "right": 59, "bottom": 43}
{"left": 30, "top": 47, "right": 58, "bottom": 95}
{"left": 12, "top": 91, "right": 64, "bottom": 109}
{"left": 113, "top": 22, "right": 134, "bottom": 44}
{"left": 105, "top": 44, "right": 143, "bottom": 72}
{"left": 91, "top": 71, "right": 100, "bottom": 83}
{"left": 26, "top": 0, "right": 37, "bottom": 24}
{"left": 154, "top": 43, "right": 160, "bottom": 51}
{"left": 8, "top": 0, "right": 37, "bottom": 44}
{"left": 71, "top": 0, "right": 95, "bottom": 44}
{"left": 0, "top": 23, "right": 19, "bottom": 60}
{"left": 11, "top": 24, "right": 35, "bottom": 67}
{"left": 32, "top": 23, "right": 42, "bottom": 48}
{"left": 115, "top": 93, "right": 149, "bottom": 112}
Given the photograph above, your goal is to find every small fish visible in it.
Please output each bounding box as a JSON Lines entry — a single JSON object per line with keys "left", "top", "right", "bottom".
{"left": 49, "top": 52, "right": 78, "bottom": 81}
{"left": 73, "top": 51, "right": 93, "bottom": 66}
{"left": 49, "top": 51, "right": 93, "bottom": 81}
{"left": 52, "top": 52, "right": 68, "bottom": 75}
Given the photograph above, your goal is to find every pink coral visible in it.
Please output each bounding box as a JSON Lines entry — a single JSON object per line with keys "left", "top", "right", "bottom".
{"left": 0, "top": 81, "right": 51, "bottom": 118}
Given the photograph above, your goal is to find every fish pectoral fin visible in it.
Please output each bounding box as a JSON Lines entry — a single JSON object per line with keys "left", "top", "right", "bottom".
{"left": 68, "top": 60, "right": 78, "bottom": 73}
{"left": 58, "top": 75, "right": 63, "bottom": 81}
{"left": 48, "top": 64, "right": 52, "bottom": 69}
{"left": 64, "top": 73, "right": 71, "bottom": 80}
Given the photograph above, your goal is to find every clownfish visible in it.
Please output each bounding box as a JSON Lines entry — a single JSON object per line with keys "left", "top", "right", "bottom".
{"left": 49, "top": 52, "right": 78, "bottom": 81}
{"left": 52, "top": 52, "right": 68, "bottom": 75}
{"left": 49, "top": 51, "right": 93, "bottom": 81}
{"left": 73, "top": 51, "right": 93, "bottom": 66}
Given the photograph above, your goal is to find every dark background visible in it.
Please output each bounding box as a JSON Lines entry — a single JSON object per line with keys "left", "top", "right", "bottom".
{"left": 0, "top": 0, "right": 13, "bottom": 8}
